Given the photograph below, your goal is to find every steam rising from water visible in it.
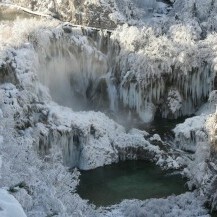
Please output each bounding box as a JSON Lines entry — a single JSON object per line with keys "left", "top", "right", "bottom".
{"left": 33, "top": 24, "right": 214, "bottom": 125}
{"left": 35, "top": 28, "right": 110, "bottom": 111}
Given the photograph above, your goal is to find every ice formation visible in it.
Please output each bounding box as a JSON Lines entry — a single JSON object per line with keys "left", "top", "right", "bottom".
{"left": 2, "top": 0, "right": 216, "bottom": 123}
{"left": 20, "top": 20, "right": 217, "bottom": 123}
{"left": 112, "top": 24, "right": 216, "bottom": 121}
{"left": 0, "top": 17, "right": 189, "bottom": 216}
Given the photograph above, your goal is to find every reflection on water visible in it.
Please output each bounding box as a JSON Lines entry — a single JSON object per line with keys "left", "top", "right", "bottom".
{"left": 77, "top": 160, "right": 186, "bottom": 207}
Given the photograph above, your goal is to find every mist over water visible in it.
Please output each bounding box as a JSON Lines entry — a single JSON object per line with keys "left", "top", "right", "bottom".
{"left": 35, "top": 33, "right": 186, "bottom": 135}
{"left": 39, "top": 53, "right": 89, "bottom": 110}
{"left": 36, "top": 33, "right": 109, "bottom": 111}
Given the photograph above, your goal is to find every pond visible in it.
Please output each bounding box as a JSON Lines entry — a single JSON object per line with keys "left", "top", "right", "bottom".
{"left": 76, "top": 160, "right": 187, "bottom": 207}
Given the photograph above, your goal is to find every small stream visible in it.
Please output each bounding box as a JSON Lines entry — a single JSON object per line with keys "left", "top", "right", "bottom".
{"left": 77, "top": 160, "right": 186, "bottom": 207}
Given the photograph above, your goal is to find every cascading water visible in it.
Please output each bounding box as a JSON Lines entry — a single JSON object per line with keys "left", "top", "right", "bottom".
{"left": 2, "top": 1, "right": 217, "bottom": 216}
{"left": 31, "top": 25, "right": 119, "bottom": 111}
{"left": 30, "top": 24, "right": 217, "bottom": 125}
{"left": 28, "top": 23, "right": 216, "bottom": 178}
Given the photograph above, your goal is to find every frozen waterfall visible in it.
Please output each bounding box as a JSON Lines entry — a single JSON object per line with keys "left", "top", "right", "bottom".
{"left": 31, "top": 24, "right": 216, "bottom": 123}
{"left": 32, "top": 25, "right": 119, "bottom": 111}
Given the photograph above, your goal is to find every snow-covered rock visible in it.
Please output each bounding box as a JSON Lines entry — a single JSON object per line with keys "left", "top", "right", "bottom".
{"left": 0, "top": 189, "right": 27, "bottom": 217}
{"left": 32, "top": 102, "right": 183, "bottom": 170}
{"left": 173, "top": 115, "right": 208, "bottom": 152}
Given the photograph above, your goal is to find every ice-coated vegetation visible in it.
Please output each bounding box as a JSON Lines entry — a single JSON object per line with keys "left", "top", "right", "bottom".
{"left": 112, "top": 22, "right": 217, "bottom": 121}
{"left": 102, "top": 192, "right": 209, "bottom": 217}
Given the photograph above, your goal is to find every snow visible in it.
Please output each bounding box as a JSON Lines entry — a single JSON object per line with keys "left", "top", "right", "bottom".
{"left": 101, "top": 192, "right": 209, "bottom": 217}
{"left": 166, "top": 88, "right": 182, "bottom": 115}
{"left": 206, "top": 111, "right": 217, "bottom": 151}
{"left": 1, "top": 0, "right": 217, "bottom": 216}
{"left": 149, "top": 134, "right": 162, "bottom": 142}
{"left": 0, "top": 18, "right": 59, "bottom": 50}
{"left": 0, "top": 36, "right": 95, "bottom": 216}
{"left": 184, "top": 141, "right": 211, "bottom": 190}
{"left": 173, "top": 115, "right": 208, "bottom": 152}
{"left": 0, "top": 189, "right": 27, "bottom": 217}
{"left": 1, "top": 2, "right": 217, "bottom": 122}
{"left": 0, "top": 23, "right": 189, "bottom": 215}
{"left": 33, "top": 102, "right": 180, "bottom": 170}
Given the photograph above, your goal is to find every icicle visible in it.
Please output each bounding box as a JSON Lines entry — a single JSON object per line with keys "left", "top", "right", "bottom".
{"left": 106, "top": 72, "right": 118, "bottom": 112}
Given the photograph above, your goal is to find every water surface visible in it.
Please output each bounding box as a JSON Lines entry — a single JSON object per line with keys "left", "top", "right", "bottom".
{"left": 77, "top": 160, "right": 186, "bottom": 207}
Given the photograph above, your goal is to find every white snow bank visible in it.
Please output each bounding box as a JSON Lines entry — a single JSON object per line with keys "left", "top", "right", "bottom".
{"left": 0, "top": 189, "right": 27, "bottom": 217}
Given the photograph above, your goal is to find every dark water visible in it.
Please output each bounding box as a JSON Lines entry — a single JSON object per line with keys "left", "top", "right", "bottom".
{"left": 135, "top": 117, "right": 187, "bottom": 138}
{"left": 77, "top": 160, "right": 186, "bottom": 207}
{"left": 211, "top": 213, "right": 217, "bottom": 217}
